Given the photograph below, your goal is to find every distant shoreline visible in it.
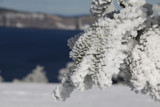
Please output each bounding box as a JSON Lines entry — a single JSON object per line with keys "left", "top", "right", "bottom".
{"left": 0, "top": 8, "right": 96, "bottom": 30}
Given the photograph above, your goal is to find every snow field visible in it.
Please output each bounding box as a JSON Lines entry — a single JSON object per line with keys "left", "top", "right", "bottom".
{"left": 0, "top": 83, "right": 159, "bottom": 107}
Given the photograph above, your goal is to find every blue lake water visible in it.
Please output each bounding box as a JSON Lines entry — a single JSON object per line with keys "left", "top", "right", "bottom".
{"left": 0, "top": 27, "right": 82, "bottom": 82}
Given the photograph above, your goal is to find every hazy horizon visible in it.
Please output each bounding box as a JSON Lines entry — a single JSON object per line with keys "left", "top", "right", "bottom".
{"left": 0, "top": 0, "right": 159, "bottom": 16}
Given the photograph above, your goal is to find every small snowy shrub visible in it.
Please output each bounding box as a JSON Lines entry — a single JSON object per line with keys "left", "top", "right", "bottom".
{"left": 58, "top": 62, "right": 74, "bottom": 81}
{"left": 53, "top": 0, "right": 160, "bottom": 102}
{"left": 0, "top": 76, "right": 3, "bottom": 82}
{"left": 14, "top": 65, "right": 48, "bottom": 83}
{"left": 0, "top": 70, "right": 3, "bottom": 82}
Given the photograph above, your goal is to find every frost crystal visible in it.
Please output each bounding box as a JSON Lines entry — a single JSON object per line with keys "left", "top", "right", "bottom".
{"left": 53, "top": 0, "right": 160, "bottom": 102}
{"left": 90, "top": 0, "right": 112, "bottom": 17}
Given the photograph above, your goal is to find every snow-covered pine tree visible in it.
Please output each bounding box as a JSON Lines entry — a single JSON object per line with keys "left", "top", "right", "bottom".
{"left": 53, "top": 0, "right": 160, "bottom": 102}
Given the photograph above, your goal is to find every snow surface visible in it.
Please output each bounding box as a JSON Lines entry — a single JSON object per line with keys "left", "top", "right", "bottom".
{"left": 0, "top": 83, "right": 159, "bottom": 107}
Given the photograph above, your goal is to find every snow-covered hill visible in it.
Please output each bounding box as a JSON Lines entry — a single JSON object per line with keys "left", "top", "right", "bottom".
{"left": 0, "top": 8, "right": 96, "bottom": 30}
{"left": 0, "top": 83, "right": 159, "bottom": 107}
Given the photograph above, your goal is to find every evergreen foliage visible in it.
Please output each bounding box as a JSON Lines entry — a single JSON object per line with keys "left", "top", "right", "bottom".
{"left": 53, "top": 0, "right": 160, "bottom": 102}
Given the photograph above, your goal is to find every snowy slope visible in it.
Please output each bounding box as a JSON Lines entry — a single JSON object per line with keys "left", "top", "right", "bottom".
{"left": 0, "top": 83, "right": 159, "bottom": 107}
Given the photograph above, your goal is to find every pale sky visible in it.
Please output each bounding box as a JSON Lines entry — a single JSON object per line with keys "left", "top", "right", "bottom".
{"left": 0, "top": 0, "right": 92, "bottom": 16}
{"left": 0, "top": 0, "right": 159, "bottom": 16}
